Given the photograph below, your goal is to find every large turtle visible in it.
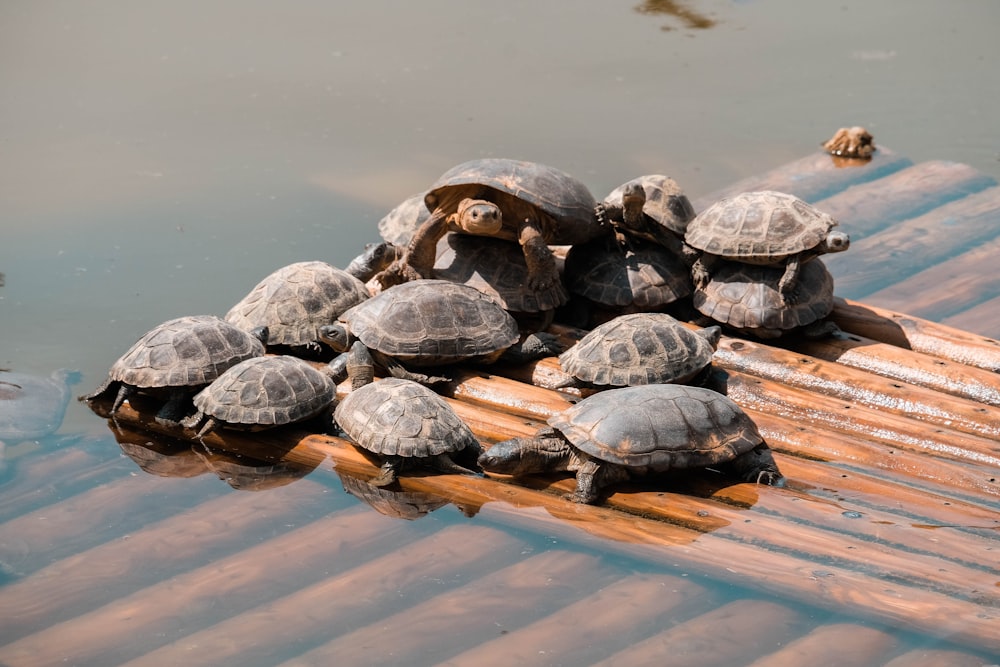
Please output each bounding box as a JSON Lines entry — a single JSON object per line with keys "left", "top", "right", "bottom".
{"left": 319, "top": 279, "right": 563, "bottom": 384}
{"left": 433, "top": 232, "right": 568, "bottom": 327}
{"left": 182, "top": 355, "right": 339, "bottom": 437}
{"left": 557, "top": 313, "right": 720, "bottom": 391}
{"left": 692, "top": 257, "right": 838, "bottom": 339}
{"left": 562, "top": 236, "right": 693, "bottom": 326}
{"left": 685, "top": 190, "right": 849, "bottom": 302}
{"left": 373, "top": 158, "right": 604, "bottom": 291}
{"left": 225, "top": 261, "right": 370, "bottom": 353}
{"left": 479, "top": 383, "right": 783, "bottom": 504}
{"left": 335, "top": 377, "right": 482, "bottom": 487}
{"left": 597, "top": 174, "right": 696, "bottom": 252}
{"left": 82, "top": 315, "right": 267, "bottom": 424}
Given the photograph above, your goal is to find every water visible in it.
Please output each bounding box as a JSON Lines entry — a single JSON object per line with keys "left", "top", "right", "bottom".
{"left": 3, "top": 1, "right": 1000, "bottom": 664}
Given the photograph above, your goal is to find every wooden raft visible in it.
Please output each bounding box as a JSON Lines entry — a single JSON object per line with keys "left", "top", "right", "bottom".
{"left": 3, "top": 147, "right": 1000, "bottom": 666}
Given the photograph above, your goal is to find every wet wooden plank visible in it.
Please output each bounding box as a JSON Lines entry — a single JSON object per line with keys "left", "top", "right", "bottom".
{"left": 692, "top": 147, "right": 913, "bottom": 211}
{"left": 744, "top": 623, "right": 901, "bottom": 667}
{"left": 0, "top": 477, "right": 336, "bottom": 646}
{"left": 825, "top": 186, "right": 1000, "bottom": 300}
{"left": 437, "top": 574, "right": 713, "bottom": 666}
{"left": 591, "top": 599, "right": 810, "bottom": 667}
{"left": 122, "top": 524, "right": 530, "bottom": 667}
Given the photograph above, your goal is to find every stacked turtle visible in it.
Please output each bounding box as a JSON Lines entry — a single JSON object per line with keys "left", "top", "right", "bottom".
{"left": 684, "top": 190, "right": 849, "bottom": 339}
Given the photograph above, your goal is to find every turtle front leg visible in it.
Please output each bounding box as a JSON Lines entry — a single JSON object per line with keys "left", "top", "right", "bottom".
{"left": 518, "top": 218, "right": 560, "bottom": 291}
{"left": 155, "top": 388, "right": 192, "bottom": 426}
{"left": 777, "top": 256, "right": 802, "bottom": 304}
{"left": 690, "top": 251, "right": 716, "bottom": 289}
{"left": 373, "top": 211, "right": 450, "bottom": 289}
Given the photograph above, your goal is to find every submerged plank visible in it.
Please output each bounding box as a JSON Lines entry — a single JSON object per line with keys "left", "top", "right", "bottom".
{"left": 744, "top": 623, "right": 900, "bottom": 667}
{"left": 944, "top": 294, "right": 1000, "bottom": 341}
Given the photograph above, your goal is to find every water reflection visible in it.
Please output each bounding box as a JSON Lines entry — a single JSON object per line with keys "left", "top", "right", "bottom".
{"left": 633, "top": 0, "right": 717, "bottom": 31}
{"left": 336, "top": 467, "right": 480, "bottom": 520}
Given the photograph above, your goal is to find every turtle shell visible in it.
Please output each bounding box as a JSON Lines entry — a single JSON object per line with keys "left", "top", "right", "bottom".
{"left": 225, "top": 261, "right": 369, "bottom": 347}
{"left": 378, "top": 193, "right": 429, "bottom": 247}
{"left": 686, "top": 191, "right": 839, "bottom": 260}
{"left": 693, "top": 258, "right": 834, "bottom": 337}
{"left": 190, "top": 355, "right": 335, "bottom": 427}
{"left": 559, "top": 313, "right": 717, "bottom": 387}
{"left": 433, "top": 233, "right": 568, "bottom": 313}
{"left": 335, "top": 377, "right": 478, "bottom": 458}
{"left": 548, "top": 384, "right": 763, "bottom": 471}
{"left": 106, "top": 315, "right": 266, "bottom": 389}
{"left": 425, "top": 158, "right": 601, "bottom": 245}
{"left": 603, "top": 175, "right": 695, "bottom": 237}
{"left": 339, "top": 279, "right": 520, "bottom": 365}
{"left": 563, "top": 237, "right": 692, "bottom": 310}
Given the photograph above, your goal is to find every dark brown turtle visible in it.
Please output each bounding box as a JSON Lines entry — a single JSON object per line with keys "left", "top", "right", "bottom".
{"left": 562, "top": 236, "right": 693, "bottom": 326}
{"left": 182, "top": 355, "right": 339, "bottom": 437}
{"left": 597, "top": 174, "right": 696, "bottom": 251}
{"left": 225, "top": 261, "right": 370, "bottom": 353}
{"left": 685, "top": 191, "right": 849, "bottom": 302}
{"left": 334, "top": 377, "right": 482, "bottom": 487}
{"left": 692, "top": 257, "right": 838, "bottom": 339}
{"left": 433, "top": 233, "right": 568, "bottom": 325}
{"left": 373, "top": 158, "right": 604, "bottom": 291}
{"left": 82, "top": 316, "right": 267, "bottom": 425}
{"left": 319, "top": 279, "right": 563, "bottom": 384}
{"left": 557, "top": 313, "right": 720, "bottom": 390}
{"left": 479, "top": 383, "right": 782, "bottom": 504}
{"left": 344, "top": 241, "right": 404, "bottom": 284}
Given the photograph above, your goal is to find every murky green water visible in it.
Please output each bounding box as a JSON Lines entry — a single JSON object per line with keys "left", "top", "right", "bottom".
{"left": 3, "top": 2, "right": 1000, "bottom": 664}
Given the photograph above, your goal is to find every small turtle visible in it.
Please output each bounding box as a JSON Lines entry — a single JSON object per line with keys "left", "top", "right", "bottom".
{"left": 597, "top": 175, "right": 696, "bottom": 252}
{"left": 557, "top": 313, "right": 720, "bottom": 391}
{"left": 685, "top": 191, "right": 849, "bottom": 302}
{"left": 479, "top": 383, "right": 783, "bottom": 504}
{"left": 319, "top": 279, "right": 563, "bottom": 384}
{"left": 374, "top": 158, "right": 604, "bottom": 291}
{"left": 433, "top": 233, "right": 568, "bottom": 326}
{"left": 182, "top": 355, "right": 339, "bottom": 437}
{"left": 225, "top": 261, "right": 370, "bottom": 353}
{"left": 82, "top": 315, "right": 267, "bottom": 424}
{"left": 344, "top": 241, "right": 404, "bottom": 284}
{"left": 692, "top": 258, "right": 838, "bottom": 339}
{"left": 822, "top": 126, "right": 876, "bottom": 159}
{"left": 562, "top": 236, "right": 693, "bottom": 326}
{"left": 1, "top": 368, "right": 81, "bottom": 447}
{"left": 335, "top": 377, "right": 482, "bottom": 487}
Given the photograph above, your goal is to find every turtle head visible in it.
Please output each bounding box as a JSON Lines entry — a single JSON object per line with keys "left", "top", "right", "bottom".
{"left": 318, "top": 323, "right": 353, "bottom": 352}
{"left": 344, "top": 241, "right": 404, "bottom": 282}
{"left": 821, "top": 231, "right": 850, "bottom": 254}
{"left": 455, "top": 198, "right": 502, "bottom": 235}
{"left": 250, "top": 326, "right": 270, "bottom": 347}
{"left": 478, "top": 429, "right": 572, "bottom": 476}
{"left": 697, "top": 325, "right": 722, "bottom": 350}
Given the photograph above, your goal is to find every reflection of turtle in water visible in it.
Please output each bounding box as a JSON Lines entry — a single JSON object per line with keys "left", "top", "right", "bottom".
{"left": 685, "top": 191, "right": 849, "bottom": 303}
{"left": 1, "top": 368, "right": 82, "bottom": 450}
{"left": 479, "top": 383, "right": 782, "bottom": 504}
{"left": 336, "top": 469, "right": 479, "bottom": 520}
{"left": 195, "top": 443, "right": 318, "bottom": 491}
{"left": 693, "top": 259, "right": 838, "bottom": 339}
{"left": 374, "top": 158, "right": 604, "bottom": 292}
{"left": 82, "top": 316, "right": 267, "bottom": 425}
{"left": 110, "top": 423, "right": 209, "bottom": 479}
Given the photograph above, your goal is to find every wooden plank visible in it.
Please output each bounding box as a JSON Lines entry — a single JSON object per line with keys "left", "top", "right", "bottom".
{"left": 831, "top": 299, "right": 1000, "bottom": 372}
{"left": 437, "top": 574, "right": 714, "bottom": 666}
{"left": 883, "top": 648, "right": 997, "bottom": 667}
{"left": 692, "top": 148, "right": 913, "bottom": 211}
{"left": 824, "top": 186, "right": 1000, "bottom": 300}
{"left": 0, "top": 477, "right": 336, "bottom": 646}
{"left": 744, "top": 623, "right": 900, "bottom": 667}
{"left": 590, "top": 599, "right": 810, "bottom": 667}
{"left": 273, "top": 550, "right": 619, "bottom": 666}
{"left": 812, "top": 160, "right": 996, "bottom": 241}
{"left": 121, "top": 524, "right": 530, "bottom": 667}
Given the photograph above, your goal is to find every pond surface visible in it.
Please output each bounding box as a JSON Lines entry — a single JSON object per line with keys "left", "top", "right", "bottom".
{"left": 2, "top": 1, "right": 1000, "bottom": 665}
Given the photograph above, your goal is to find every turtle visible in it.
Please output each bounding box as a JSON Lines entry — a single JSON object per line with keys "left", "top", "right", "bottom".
{"left": 334, "top": 377, "right": 483, "bottom": 487}
{"left": 478, "top": 383, "right": 783, "bottom": 504}
{"left": 561, "top": 235, "right": 694, "bottom": 326}
{"left": 692, "top": 257, "right": 838, "bottom": 339}
{"left": 1, "top": 368, "right": 82, "bottom": 448}
{"left": 318, "top": 279, "right": 564, "bottom": 384}
{"left": 81, "top": 315, "right": 267, "bottom": 425}
{"left": 822, "top": 126, "right": 876, "bottom": 159}
{"left": 378, "top": 192, "right": 431, "bottom": 247}
{"left": 433, "top": 232, "right": 568, "bottom": 327}
{"left": 225, "top": 261, "right": 370, "bottom": 353}
{"left": 596, "top": 174, "right": 697, "bottom": 252}
{"left": 557, "top": 313, "right": 720, "bottom": 391}
{"left": 181, "top": 355, "right": 339, "bottom": 437}
{"left": 344, "top": 241, "right": 405, "bottom": 284}
{"left": 685, "top": 190, "right": 849, "bottom": 302}
{"left": 373, "top": 158, "right": 605, "bottom": 292}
